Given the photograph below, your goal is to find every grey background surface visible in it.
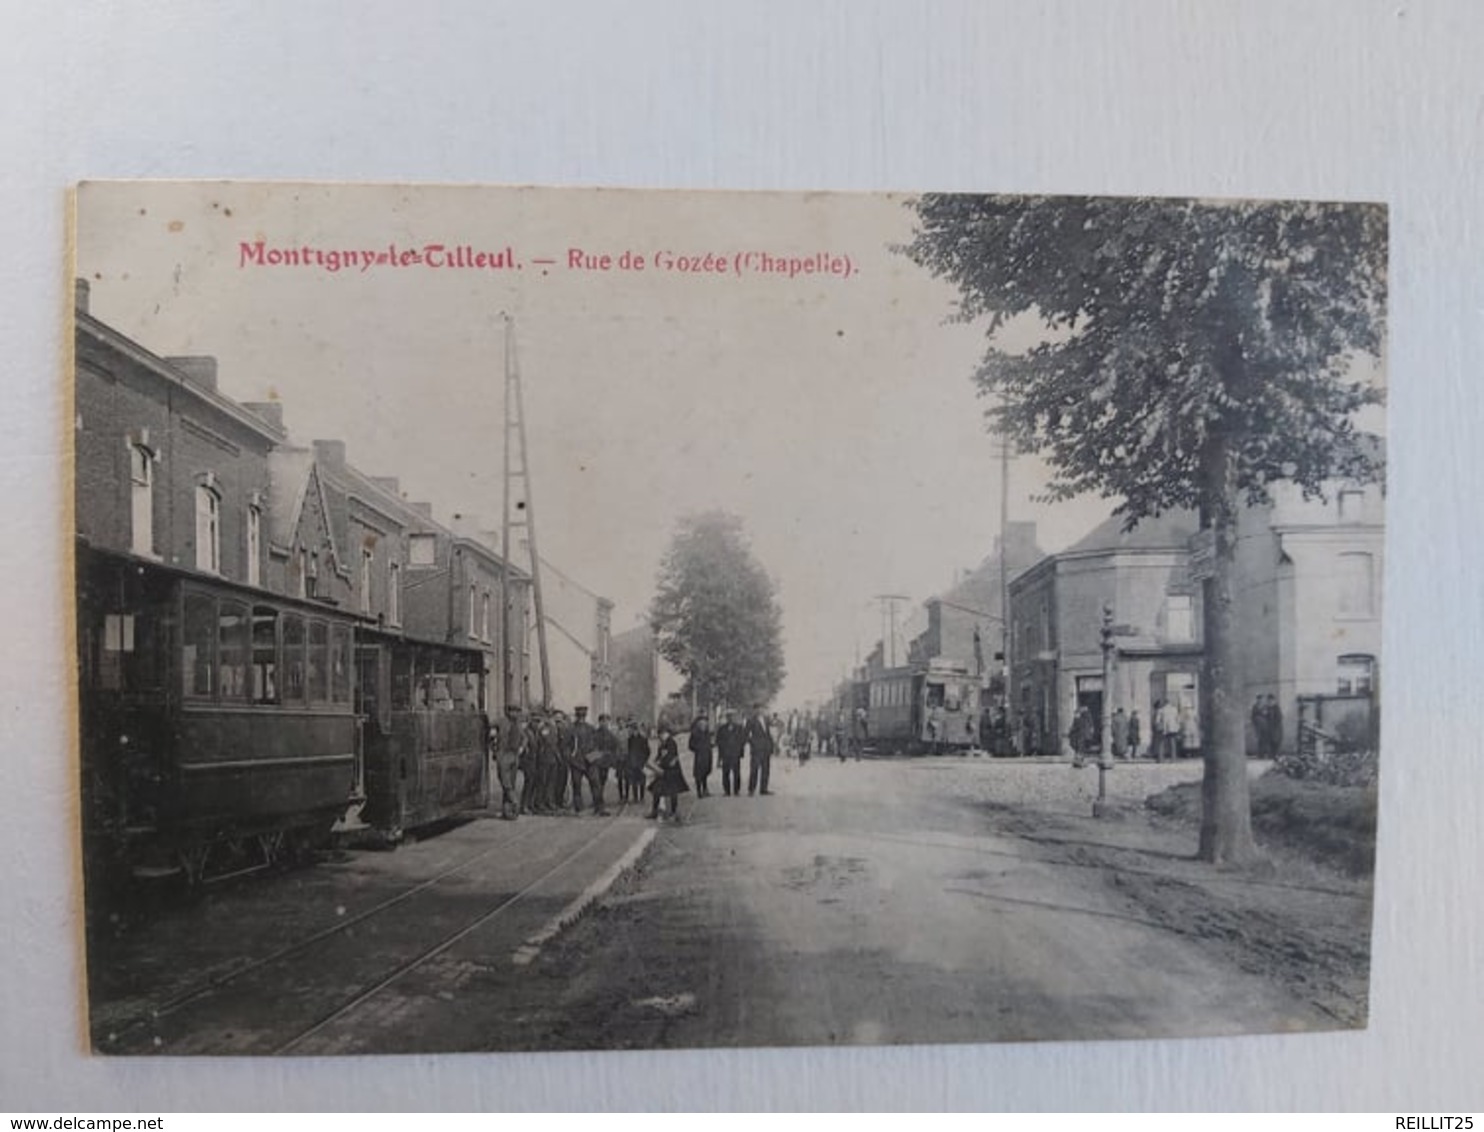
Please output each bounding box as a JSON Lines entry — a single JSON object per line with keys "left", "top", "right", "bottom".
{"left": 3, "top": 0, "right": 1479, "bottom": 1111}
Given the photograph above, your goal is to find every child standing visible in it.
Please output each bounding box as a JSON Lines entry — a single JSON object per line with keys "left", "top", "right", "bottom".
{"left": 648, "top": 725, "right": 691, "bottom": 822}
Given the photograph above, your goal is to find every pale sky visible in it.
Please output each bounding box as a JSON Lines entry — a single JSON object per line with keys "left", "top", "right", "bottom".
{"left": 78, "top": 182, "right": 1349, "bottom": 705}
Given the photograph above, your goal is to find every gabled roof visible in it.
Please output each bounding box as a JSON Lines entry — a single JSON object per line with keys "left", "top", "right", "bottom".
{"left": 1062, "top": 508, "right": 1199, "bottom": 557}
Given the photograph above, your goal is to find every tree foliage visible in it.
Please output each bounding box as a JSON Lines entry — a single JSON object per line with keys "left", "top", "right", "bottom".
{"left": 903, "top": 194, "right": 1387, "bottom": 865}
{"left": 650, "top": 511, "right": 785, "bottom": 712}
{"left": 902, "top": 194, "right": 1387, "bottom": 523}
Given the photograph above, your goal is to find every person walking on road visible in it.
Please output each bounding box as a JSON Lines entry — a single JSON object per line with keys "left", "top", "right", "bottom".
{"left": 1126, "top": 708, "right": 1142, "bottom": 760}
{"left": 744, "top": 704, "right": 775, "bottom": 795}
{"left": 569, "top": 706, "right": 608, "bottom": 815}
{"left": 688, "top": 714, "right": 715, "bottom": 798}
{"left": 716, "top": 709, "right": 746, "bottom": 796}
{"left": 621, "top": 721, "right": 650, "bottom": 804}
{"left": 1110, "top": 706, "right": 1128, "bottom": 761}
{"left": 647, "top": 724, "right": 690, "bottom": 822}
{"left": 492, "top": 705, "right": 525, "bottom": 820}
{"left": 1155, "top": 698, "right": 1181, "bottom": 763}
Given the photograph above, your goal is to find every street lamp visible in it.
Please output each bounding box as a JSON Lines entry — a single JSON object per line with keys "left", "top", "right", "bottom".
{"left": 1093, "top": 603, "right": 1116, "bottom": 816}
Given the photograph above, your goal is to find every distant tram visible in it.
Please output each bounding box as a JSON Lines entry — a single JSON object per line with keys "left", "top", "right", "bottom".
{"left": 858, "top": 658, "right": 983, "bottom": 755}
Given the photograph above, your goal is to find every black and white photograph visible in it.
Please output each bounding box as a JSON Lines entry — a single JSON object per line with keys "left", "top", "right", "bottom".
{"left": 71, "top": 181, "right": 1386, "bottom": 1056}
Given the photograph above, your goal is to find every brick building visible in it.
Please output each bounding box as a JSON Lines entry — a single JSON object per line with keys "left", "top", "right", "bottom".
{"left": 75, "top": 281, "right": 281, "bottom": 585}
{"left": 1009, "top": 511, "right": 1203, "bottom": 757}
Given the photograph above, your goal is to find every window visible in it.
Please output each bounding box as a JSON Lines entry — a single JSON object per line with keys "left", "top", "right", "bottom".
{"left": 1336, "top": 553, "right": 1375, "bottom": 617}
{"left": 360, "top": 549, "right": 373, "bottom": 615}
{"left": 246, "top": 505, "right": 262, "bottom": 587}
{"left": 1166, "top": 594, "right": 1194, "bottom": 642}
{"left": 251, "top": 606, "right": 278, "bottom": 703}
{"left": 330, "top": 624, "right": 352, "bottom": 703}
{"left": 481, "top": 591, "right": 491, "bottom": 642}
{"left": 295, "top": 549, "right": 308, "bottom": 599}
{"left": 307, "top": 551, "right": 319, "bottom": 599}
{"left": 409, "top": 532, "right": 437, "bottom": 566}
{"left": 282, "top": 614, "right": 306, "bottom": 703}
{"left": 1337, "top": 654, "right": 1376, "bottom": 695}
{"left": 183, "top": 592, "right": 215, "bottom": 697}
{"left": 195, "top": 484, "right": 221, "bottom": 573}
{"left": 468, "top": 583, "right": 478, "bottom": 639}
{"left": 387, "top": 562, "right": 401, "bottom": 626}
{"left": 218, "top": 601, "right": 249, "bottom": 701}
{"left": 307, "top": 620, "right": 329, "bottom": 702}
{"left": 129, "top": 445, "right": 154, "bottom": 556}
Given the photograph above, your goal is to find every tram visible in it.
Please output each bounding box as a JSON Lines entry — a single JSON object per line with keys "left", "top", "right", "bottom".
{"left": 354, "top": 628, "right": 488, "bottom": 840}
{"left": 76, "top": 542, "right": 361, "bottom": 891}
{"left": 860, "top": 658, "right": 983, "bottom": 754}
{"left": 77, "top": 541, "right": 493, "bottom": 899}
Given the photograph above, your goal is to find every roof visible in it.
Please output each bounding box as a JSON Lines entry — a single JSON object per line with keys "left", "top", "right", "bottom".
{"left": 1061, "top": 508, "right": 1199, "bottom": 557}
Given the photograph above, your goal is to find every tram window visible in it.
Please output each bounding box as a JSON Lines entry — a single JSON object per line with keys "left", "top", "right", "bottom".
{"left": 182, "top": 592, "right": 215, "bottom": 698}
{"left": 219, "top": 601, "right": 249, "bottom": 701}
{"left": 307, "top": 620, "right": 329, "bottom": 703}
{"left": 330, "top": 624, "right": 351, "bottom": 703}
{"left": 391, "top": 647, "right": 414, "bottom": 710}
{"left": 926, "top": 683, "right": 946, "bottom": 708}
{"left": 282, "top": 614, "right": 306, "bottom": 704}
{"left": 251, "top": 606, "right": 278, "bottom": 704}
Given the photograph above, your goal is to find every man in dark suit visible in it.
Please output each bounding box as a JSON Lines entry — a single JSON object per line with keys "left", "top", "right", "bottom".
{"left": 715, "top": 709, "right": 746, "bottom": 796}
{"left": 744, "top": 704, "right": 775, "bottom": 795}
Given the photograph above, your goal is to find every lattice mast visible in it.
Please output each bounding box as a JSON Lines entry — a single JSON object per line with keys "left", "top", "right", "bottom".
{"left": 500, "top": 314, "right": 553, "bottom": 710}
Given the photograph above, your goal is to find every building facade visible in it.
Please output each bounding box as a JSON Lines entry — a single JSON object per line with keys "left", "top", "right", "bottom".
{"left": 1232, "top": 478, "right": 1385, "bottom": 752}
{"left": 537, "top": 556, "right": 614, "bottom": 715}
{"left": 1009, "top": 512, "right": 1203, "bottom": 757}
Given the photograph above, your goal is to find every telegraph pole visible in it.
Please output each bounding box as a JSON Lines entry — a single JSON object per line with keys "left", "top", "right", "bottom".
{"left": 873, "top": 593, "right": 909, "bottom": 669}
{"left": 500, "top": 314, "right": 552, "bottom": 710}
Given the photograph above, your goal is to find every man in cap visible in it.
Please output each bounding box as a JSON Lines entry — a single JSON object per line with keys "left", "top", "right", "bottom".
{"left": 568, "top": 706, "right": 608, "bottom": 815}
{"left": 715, "top": 709, "right": 746, "bottom": 796}
{"left": 492, "top": 704, "right": 525, "bottom": 820}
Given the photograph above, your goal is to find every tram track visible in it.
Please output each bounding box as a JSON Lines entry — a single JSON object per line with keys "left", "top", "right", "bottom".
{"left": 97, "top": 815, "right": 548, "bottom": 1046}
{"left": 273, "top": 803, "right": 636, "bottom": 1054}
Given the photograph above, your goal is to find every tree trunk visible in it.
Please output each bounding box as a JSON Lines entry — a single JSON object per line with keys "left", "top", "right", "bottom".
{"left": 1197, "top": 434, "right": 1260, "bottom": 866}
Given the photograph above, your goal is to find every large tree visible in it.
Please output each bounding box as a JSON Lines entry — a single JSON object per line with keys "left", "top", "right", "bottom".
{"left": 650, "top": 511, "right": 786, "bottom": 713}
{"left": 904, "top": 194, "right": 1386, "bottom": 865}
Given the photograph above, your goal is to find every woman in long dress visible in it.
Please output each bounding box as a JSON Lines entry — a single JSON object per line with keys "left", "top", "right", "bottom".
{"left": 648, "top": 725, "right": 691, "bottom": 822}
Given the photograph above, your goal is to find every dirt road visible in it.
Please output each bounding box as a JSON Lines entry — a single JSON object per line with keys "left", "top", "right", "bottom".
{"left": 516, "top": 754, "right": 1371, "bottom": 1050}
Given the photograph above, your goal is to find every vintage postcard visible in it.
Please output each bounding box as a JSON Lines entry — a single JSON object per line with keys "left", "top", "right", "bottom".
{"left": 72, "top": 182, "right": 1385, "bottom": 1054}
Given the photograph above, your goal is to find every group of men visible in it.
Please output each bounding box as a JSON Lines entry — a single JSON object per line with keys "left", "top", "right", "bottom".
{"left": 487, "top": 704, "right": 651, "bottom": 821}
{"left": 687, "top": 706, "right": 779, "bottom": 797}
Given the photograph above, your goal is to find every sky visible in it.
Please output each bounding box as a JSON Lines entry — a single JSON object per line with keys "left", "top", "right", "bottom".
{"left": 74, "top": 183, "right": 1378, "bottom": 705}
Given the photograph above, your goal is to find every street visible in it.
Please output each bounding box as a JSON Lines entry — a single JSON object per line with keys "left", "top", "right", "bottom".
{"left": 87, "top": 754, "right": 1371, "bottom": 1055}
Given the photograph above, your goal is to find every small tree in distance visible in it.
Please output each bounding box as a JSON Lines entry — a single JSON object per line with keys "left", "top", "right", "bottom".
{"left": 903, "top": 194, "right": 1387, "bottom": 865}
{"left": 650, "top": 511, "right": 786, "bottom": 716}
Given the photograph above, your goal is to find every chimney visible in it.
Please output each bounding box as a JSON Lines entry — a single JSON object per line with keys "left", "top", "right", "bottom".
{"left": 410, "top": 501, "right": 433, "bottom": 518}
{"left": 243, "top": 401, "right": 285, "bottom": 432}
{"left": 166, "top": 356, "right": 219, "bottom": 392}
{"left": 312, "top": 439, "right": 347, "bottom": 471}
{"left": 74, "top": 278, "right": 90, "bottom": 315}
{"left": 370, "top": 476, "right": 400, "bottom": 497}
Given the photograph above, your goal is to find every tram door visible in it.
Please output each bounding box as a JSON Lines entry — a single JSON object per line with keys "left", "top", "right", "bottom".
{"left": 354, "top": 643, "right": 389, "bottom": 800}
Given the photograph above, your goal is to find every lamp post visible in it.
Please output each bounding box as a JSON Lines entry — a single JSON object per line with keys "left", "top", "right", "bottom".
{"left": 1094, "top": 603, "right": 1116, "bottom": 816}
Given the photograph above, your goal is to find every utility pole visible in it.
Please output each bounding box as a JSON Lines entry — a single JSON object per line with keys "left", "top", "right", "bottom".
{"left": 500, "top": 314, "right": 552, "bottom": 711}
{"left": 873, "top": 593, "right": 909, "bottom": 669}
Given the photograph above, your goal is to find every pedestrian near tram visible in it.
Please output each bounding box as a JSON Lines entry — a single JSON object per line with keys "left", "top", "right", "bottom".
{"left": 491, "top": 705, "right": 525, "bottom": 820}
